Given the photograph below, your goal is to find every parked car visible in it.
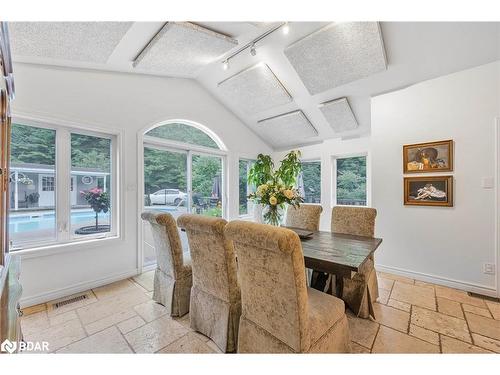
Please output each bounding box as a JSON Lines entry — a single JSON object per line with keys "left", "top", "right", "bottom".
{"left": 149, "top": 189, "right": 187, "bottom": 205}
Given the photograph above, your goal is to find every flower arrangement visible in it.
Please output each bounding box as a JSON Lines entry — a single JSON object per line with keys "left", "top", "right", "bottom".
{"left": 80, "top": 187, "right": 110, "bottom": 230}
{"left": 247, "top": 151, "right": 304, "bottom": 226}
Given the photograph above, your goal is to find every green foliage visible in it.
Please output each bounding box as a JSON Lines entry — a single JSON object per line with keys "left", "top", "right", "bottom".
{"left": 247, "top": 151, "right": 302, "bottom": 188}
{"left": 143, "top": 147, "right": 187, "bottom": 194}
{"left": 202, "top": 207, "right": 222, "bottom": 217}
{"left": 191, "top": 155, "right": 221, "bottom": 197}
{"left": 239, "top": 160, "right": 252, "bottom": 215}
{"left": 301, "top": 161, "right": 321, "bottom": 203}
{"left": 146, "top": 123, "right": 218, "bottom": 149}
{"left": 248, "top": 154, "right": 274, "bottom": 188}
{"left": 11, "top": 124, "right": 56, "bottom": 165}
{"left": 11, "top": 124, "right": 112, "bottom": 174}
{"left": 71, "top": 134, "right": 111, "bottom": 171}
{"left": 336, "top": 156, "right": 367, "bottom": 203}
{"left": 276, "top": 150, "right": 302, "bottom": 187}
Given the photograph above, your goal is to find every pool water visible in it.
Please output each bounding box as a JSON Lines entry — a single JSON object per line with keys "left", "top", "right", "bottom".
{"left": 9, "top": 206, "right": 178, "bottom": 234}
{"left": 9, "top": 210, "right": 111, "bottom": 234}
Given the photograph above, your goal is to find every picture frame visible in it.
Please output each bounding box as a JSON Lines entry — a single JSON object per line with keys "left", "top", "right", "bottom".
{"left": 404, "top": 176, "right": 453, "bottom": 207}
{"left": 403, "top": 140, "right": 453, "bottom": 174}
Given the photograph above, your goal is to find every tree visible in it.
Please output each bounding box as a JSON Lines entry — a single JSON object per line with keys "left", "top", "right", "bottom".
{"left": 11, "top": 124, "right": 56, "bottom": 165}
{"left": 301, "top": 162, "right": 321, "bottom": 202}
{"left": 336, "top": 156, "right": 367, "bottom": 203}
{"left": 71, "top": 134, "right": 111, "bottom": 171}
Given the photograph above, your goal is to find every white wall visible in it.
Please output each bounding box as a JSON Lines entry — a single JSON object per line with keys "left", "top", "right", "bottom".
{"left": 273, "top": 136, "right": 371, "bottom": 231}
{"left": 371, "top": 61, "right": 500, "bottom": 296}
{"left": 12, "top": 63, "right": 271, "bottom": 306}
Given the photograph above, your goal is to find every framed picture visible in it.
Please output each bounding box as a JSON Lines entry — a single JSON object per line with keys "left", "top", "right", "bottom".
{"left": 404, "top": 176, "right": 453, "bottom": 207}
{"left": 403, "top": 140, "right": 453, "bottom": 173}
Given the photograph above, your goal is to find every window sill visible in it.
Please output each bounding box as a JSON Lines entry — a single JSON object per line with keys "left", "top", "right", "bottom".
{"left": 12, "top": 235, "right": 122, "bottom": 260}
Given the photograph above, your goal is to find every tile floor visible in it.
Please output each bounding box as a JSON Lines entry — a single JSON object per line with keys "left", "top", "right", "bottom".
{"left": 20, "top": 270, "right": 500, "bottom": 354}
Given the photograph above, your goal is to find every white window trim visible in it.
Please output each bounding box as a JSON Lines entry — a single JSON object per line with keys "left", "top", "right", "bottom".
{"left": 10, "top": 115, "right": 122, "bottom": 252}
{"left": 238, "top": 158, "right": 256, "bottom": 219}
{"left": 300, "top": 159, "right": 322, "bottom": 204}
{"left": 331, "top": 152, "right": 371, "bottom": 208}
{"left": 138, "top": 120, "right": 228, "bottom": 271}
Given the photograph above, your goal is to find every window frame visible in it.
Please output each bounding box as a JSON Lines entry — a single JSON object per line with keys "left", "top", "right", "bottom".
{"left": 299, "top": 159, "right": 322, "bottom": 204}
{"left": 9, "top": 116, "right": 121, "bottom": 252}
{"left": 238, "top": 158, "right": 256, "bottom": 219}
{"left": 332, "top": 152, "right": 370, "bottom": 208}
{"left": 142, "top": 133, "right": 228, "bottom": 219}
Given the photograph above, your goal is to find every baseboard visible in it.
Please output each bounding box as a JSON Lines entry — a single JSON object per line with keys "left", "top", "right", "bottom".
{"left": 19, "top": 268, "right": 140, "bottom": 308}
{"left": 376, "top": 264, "right": 498, "bottom": 298}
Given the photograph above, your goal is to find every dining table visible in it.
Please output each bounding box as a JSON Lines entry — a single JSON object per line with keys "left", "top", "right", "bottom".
{"left": 283, "top": 227, "right": 383, "bottom": 298}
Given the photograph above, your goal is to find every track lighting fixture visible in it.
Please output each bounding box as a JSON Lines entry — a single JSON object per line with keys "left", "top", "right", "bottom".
{"left": 220, "top": 22, "right": 289, "bottom": 72}
{"left": 250, "top": 43, "right": 256, "bottom": 56}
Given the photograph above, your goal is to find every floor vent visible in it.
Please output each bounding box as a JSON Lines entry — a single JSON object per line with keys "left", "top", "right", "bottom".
{"left": 52, "top": 293, "right": 89, "bottom": 309}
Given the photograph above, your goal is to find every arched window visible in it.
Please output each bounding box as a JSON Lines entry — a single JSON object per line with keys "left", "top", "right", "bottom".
{"left": 142, "top": 120, "right": 225, "bottom": 267}
{"left": 145, "top": 122, "right": 220, "bottom": 149}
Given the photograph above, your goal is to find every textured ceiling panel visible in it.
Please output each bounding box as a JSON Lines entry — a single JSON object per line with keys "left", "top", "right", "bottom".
{"left": 319, "top": 97, "right": 358, "bottom": 133}
{"left": 218, "top": 63, "right": 292, "bottom": 115}
{"left": 284, "top": 22, "right": 387, "bottom": 94}
{"left": 134, "top": 22, "right": 238, "bottom": 78}
{"left": 9, "top": 22, "right": 132, "bottom": 63}
{"left": 256, "top": 110, "right": 317, "bottom": 148}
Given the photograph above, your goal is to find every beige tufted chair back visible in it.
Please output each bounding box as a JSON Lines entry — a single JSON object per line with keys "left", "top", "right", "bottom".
{"left": 141, "top": 211, "right": 186, "bottom": 279}
{"left": 177, "top": 214, "right": 239, "bottom": 304}
{"left": 285, "top": 204, "right": 323, "bottom": 231}
{"left": 331, "top": 206, "right": 377, "bottom": 238}
{"left": 225, "top": 221, "right": 310, "bottom": 352}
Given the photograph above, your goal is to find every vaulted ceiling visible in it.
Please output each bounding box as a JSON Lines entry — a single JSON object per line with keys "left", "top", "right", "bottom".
{"left": 8, "top": 21, "right": 500, "bottom": 150}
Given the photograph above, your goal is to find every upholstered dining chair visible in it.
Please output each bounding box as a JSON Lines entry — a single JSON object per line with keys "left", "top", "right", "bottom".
{"left": 225, "top": 221, "right": 350, "bottom": 353}
{"left": 177, "top": 214, "right": 241, "bottom": 353}
{"left": 140, "top": 211, "right": 192, "bottom": 317}
{"left": 285, "top": 204, "right": 323, "bottom": 286}
{"left": 285, "top": 204, "right": 323, "bottom": 231}
{"left": 331, "top": 206, "right": 378, "bottom": 319}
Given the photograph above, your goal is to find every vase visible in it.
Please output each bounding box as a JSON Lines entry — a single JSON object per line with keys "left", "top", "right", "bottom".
{"left": 262, "top": 205, "right": 285, "bottom": 226}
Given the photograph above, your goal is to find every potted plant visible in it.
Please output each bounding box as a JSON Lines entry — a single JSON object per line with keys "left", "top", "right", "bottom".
{"left": 26, "top": 192, "right": 39, "bottom": 208}
{"left": 80, "top": 187, "right": 110, "bottom": 231}
{"left": 247, "top": 150, "right": 304, "bottom": 226}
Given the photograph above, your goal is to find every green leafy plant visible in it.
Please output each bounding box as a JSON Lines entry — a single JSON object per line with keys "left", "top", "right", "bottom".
{"left": 248, "top": 154, "right": 274, "bottom": 188}
{"left": 80, "top": 187, "right": 110, "bottom": 229}
{"left": 247, "top": 150, "right": 304, "bottom": 225}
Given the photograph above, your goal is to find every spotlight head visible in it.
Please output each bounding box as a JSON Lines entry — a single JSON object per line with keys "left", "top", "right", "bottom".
{"left": 222, "top": 60, "right": 229, "bottom": 70}
{"left": 282, "top": 23, "right": 290, "bottom": 35}
{"left": 250, "top": 43, "right": 256, "bottom": 56}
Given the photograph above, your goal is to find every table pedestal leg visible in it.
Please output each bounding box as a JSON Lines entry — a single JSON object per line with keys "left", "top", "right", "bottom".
{"left": 335, "top": 274, "right": 344, "bottom": 298}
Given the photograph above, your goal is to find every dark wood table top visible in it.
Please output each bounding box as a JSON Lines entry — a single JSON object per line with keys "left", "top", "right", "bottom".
{"left": 285, "top": 227, "right": 382, "bottom": 276}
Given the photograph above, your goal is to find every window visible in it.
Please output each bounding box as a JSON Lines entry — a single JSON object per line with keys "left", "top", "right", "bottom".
{"left": 9, "top": 124, "right": 56, "bottom": 245}
{"left": 143, "top": 122, "right": 225, "bottom": 267}
{"left": 145, "top": 122, "right": 219, "bottom": 149}
{"left": 239, "top": 159, "right": 255, "bottom": 216}
{"left": 299, "top": 161, "right": 321, "bottom": 203}
{"left": 71, "top": 133, "right": 112, "bottom": 237}
{"left": 41, "top": 176, "right": 55, "bottom": 191}
{"left": 335, "top": 155, "right": 367, "bottom": 206}
{"left": 9, "top": 122, "right": 117, "bottom": 250}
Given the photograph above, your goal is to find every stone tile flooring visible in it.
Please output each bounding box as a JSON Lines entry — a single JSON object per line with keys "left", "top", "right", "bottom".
{"left": 21, "top": 270, "right": 500, "bottom": 354}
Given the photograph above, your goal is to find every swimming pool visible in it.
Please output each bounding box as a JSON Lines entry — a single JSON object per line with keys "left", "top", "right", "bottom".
{"left": 9, "top": 210, "right": 110, "bottom": 234}
{"left": 9, "top": 206, "right": 179, "bottom": 234}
